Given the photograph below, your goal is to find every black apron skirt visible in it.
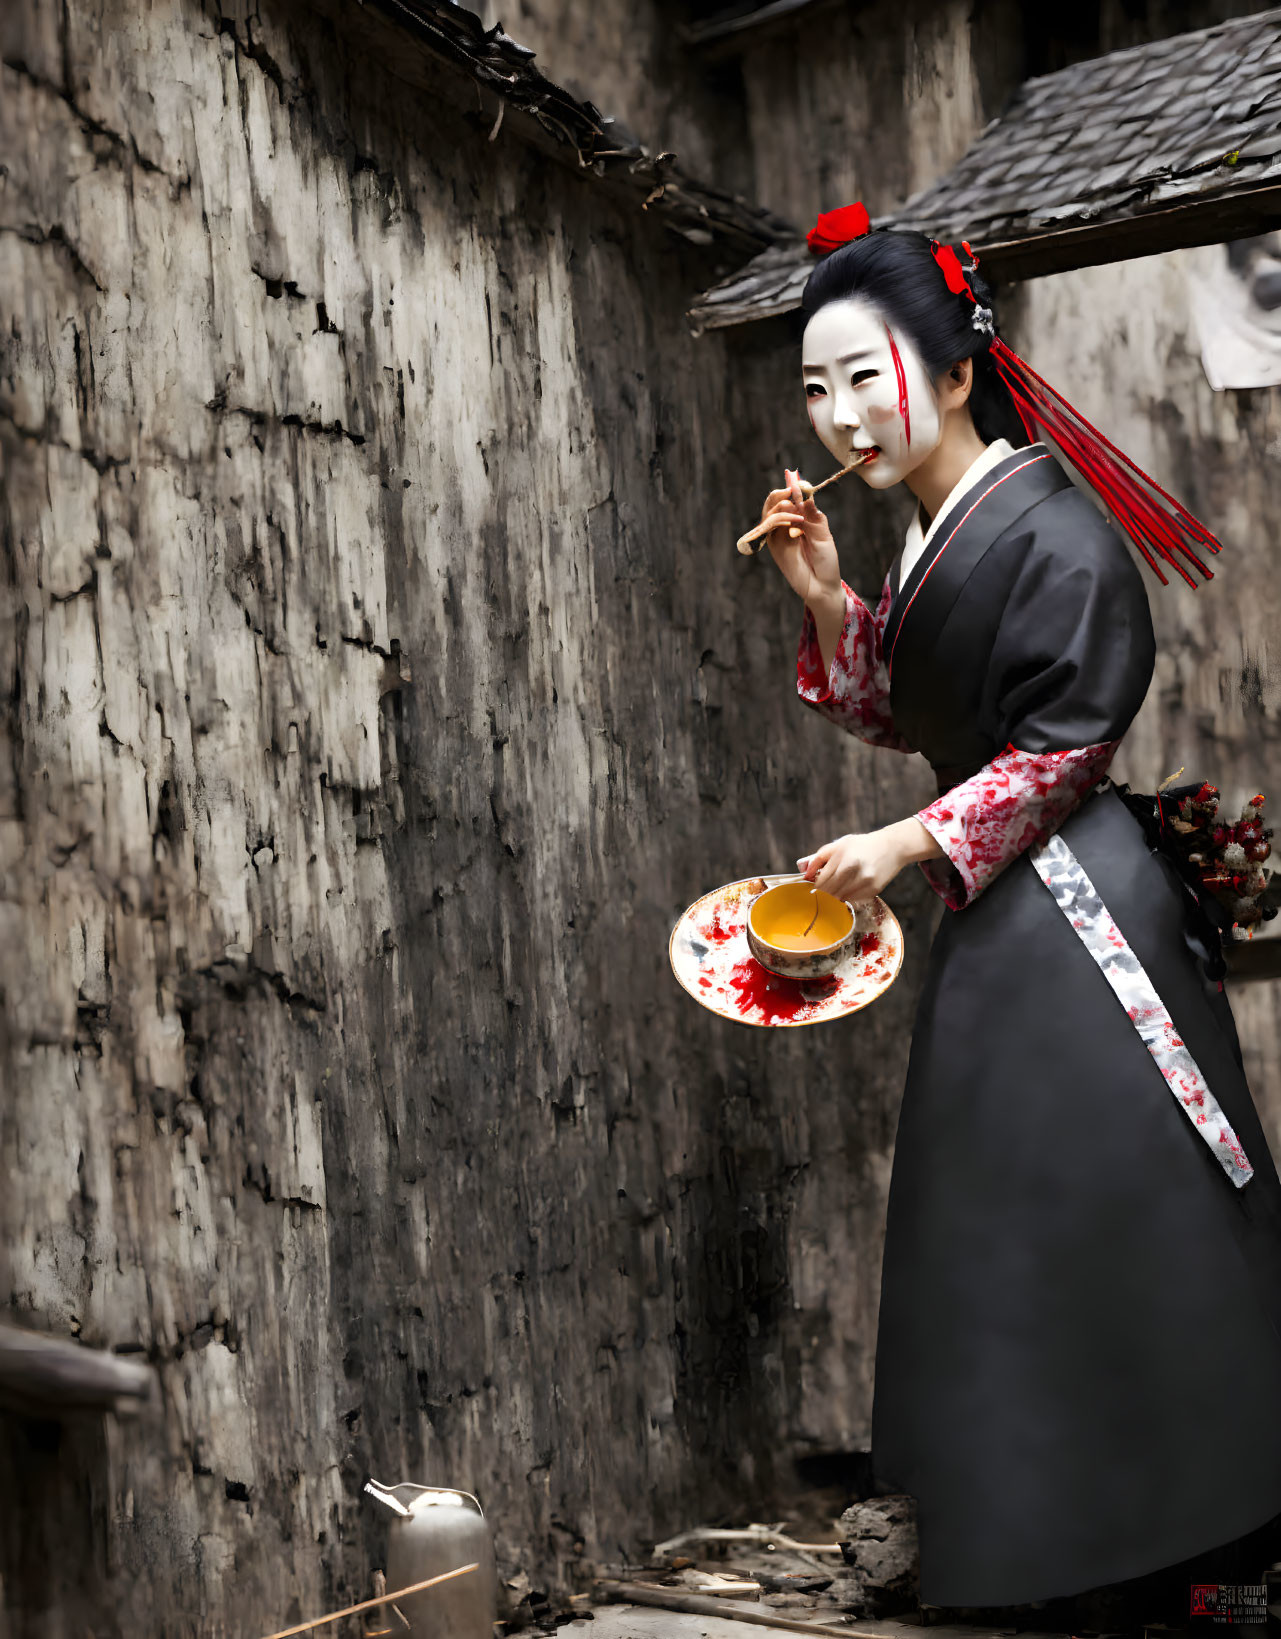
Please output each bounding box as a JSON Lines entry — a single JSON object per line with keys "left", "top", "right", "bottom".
{"left": 870, "top": 782, "right": 1281, "bottom": 1606}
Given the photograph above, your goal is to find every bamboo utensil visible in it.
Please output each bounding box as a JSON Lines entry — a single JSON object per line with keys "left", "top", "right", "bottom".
{"left": 257, "top": 1565, "right": 479, "bottom": 1639}
{"left": 735, "top": 451, "right": 874, "bottom": 555}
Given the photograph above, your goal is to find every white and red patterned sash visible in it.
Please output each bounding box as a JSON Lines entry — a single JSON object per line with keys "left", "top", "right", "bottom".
{"left": 1029, "top": 828, "right": 1254, "bottom": 1189}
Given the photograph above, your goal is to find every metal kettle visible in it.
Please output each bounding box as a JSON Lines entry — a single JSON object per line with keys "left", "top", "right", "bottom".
{"left": 365, "top": 1478, "right": 497, "bottom": 1637}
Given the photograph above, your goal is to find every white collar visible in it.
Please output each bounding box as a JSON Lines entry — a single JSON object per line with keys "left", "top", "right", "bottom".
{"left": 899, "top": 438, "right": 1017, "bottom": 591}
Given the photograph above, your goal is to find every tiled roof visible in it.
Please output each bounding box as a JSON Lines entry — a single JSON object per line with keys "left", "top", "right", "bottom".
{"left": 367, "top": 0, "right": 795, "bottom": 253}
{"left": 688, "top": 6, "right": 1281, "bottom": 330}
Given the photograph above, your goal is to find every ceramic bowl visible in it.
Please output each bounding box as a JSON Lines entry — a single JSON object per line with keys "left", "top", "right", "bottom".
{"left": 746, "top": 879, "right": 856, "bottom": 979}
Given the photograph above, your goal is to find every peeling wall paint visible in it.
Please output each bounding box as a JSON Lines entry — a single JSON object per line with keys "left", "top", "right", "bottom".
{"left": 0, "top": 0, "right": 943, "bottom": 1631}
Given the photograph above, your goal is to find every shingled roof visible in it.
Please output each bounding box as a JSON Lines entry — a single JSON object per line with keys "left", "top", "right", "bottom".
{"left": 365, "top": 0, "right": 795, "bottom": 255}
{"left": 688, "top": 6, "right": 1281, "bottom": 331}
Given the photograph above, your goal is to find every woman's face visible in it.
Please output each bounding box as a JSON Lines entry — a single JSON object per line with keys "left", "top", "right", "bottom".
{"left": 801, "top": 296, "right": 944, "bottom": 489}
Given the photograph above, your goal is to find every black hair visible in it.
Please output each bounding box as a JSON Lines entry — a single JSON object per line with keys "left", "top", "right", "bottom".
{"left": 799, "top": 230, "right": 1029, "bottom": 449}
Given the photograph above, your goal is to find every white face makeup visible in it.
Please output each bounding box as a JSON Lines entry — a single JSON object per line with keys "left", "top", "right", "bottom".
{"left": 801, "top": 296, "right": 944, "bottom": 489}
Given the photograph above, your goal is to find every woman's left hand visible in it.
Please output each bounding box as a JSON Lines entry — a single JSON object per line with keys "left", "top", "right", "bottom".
{"left": 798, "top": 819, "right": 942, "bottom": 902}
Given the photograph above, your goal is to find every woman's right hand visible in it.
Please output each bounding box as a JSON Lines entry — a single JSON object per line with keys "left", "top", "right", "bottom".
{"left": 760, "top": 469, "right": 842, "bottom": 612}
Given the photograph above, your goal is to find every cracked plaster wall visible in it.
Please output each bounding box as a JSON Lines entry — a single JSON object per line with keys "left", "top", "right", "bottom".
{"left": 0, "top": 0, "right": 945, "bottom": 1632}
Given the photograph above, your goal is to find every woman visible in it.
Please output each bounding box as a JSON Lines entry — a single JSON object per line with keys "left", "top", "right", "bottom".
{"left": 758, "top": 214, "right": 1281, "bottom": 1610}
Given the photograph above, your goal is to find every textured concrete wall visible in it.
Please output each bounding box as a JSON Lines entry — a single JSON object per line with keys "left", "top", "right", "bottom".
{"left": 0, "top": 0, "right": 941, "bottom": 1632}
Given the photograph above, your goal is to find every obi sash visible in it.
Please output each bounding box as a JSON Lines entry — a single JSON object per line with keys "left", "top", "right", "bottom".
{"left": 1029, "top": 820, "right": 1254, "bottom": 1189}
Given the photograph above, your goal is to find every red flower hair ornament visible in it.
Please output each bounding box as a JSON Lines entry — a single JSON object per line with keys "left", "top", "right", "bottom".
{"left": 805, "top": 201, "right": 870, "bottom": 254}
{"left": 801, "top": 203, "right": 1224, "bottom": 590}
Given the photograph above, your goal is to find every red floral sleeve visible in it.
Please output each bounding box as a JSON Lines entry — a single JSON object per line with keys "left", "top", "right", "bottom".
{"left": 796, "top": 578, "right": 914, "bottom": 752}
{"left": 915, "top": 741, "right": 1120, "bottom": 910}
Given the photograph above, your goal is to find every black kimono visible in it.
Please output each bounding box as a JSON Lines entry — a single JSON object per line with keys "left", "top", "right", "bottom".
{"left": 796, "top": 442, "right": 1281, "bottom": 1606}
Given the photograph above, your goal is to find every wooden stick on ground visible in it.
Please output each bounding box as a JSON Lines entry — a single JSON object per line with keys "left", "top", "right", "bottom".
{"left": 735, "top": 453, "right": 874, "bottom": 556}
{"left": 598, "top": 1579, "right": 886, "bottom": 1636}
{"left": 257, "top": 1563, "right": 479, "bottom": 1639}
{"left": 655, "top": 1524, "right": 845, "bottom": 1555}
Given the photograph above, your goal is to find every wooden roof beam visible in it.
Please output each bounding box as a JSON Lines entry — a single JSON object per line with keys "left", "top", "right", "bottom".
{"left": 969, "top": 183, "right": 1281, "bottom": 285}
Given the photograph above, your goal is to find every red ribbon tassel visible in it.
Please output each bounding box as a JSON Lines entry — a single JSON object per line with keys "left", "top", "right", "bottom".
{"left": 988, "top": 336, "right": 1221, "bottom": 588}
{"left": 886, "top": 324, "right": 911, "bottom": 447}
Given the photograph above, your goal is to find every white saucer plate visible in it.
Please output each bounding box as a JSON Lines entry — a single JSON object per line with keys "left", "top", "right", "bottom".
{"left": 669, "top": 873, "right": 904, "bottom": 1028}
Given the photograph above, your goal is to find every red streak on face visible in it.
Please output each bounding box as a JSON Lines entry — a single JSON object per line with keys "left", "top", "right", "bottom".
{"left": 886, "top": 324, "right": 911, "bottom": 446}
{"left": 728, "top": 959, "right": 839, "bottom": 1023}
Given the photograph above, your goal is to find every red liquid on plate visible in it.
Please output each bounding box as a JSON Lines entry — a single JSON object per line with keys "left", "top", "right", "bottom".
{"left": 729, "top": 959, "right": 839, "bottom": 1024}
{"left": 701, "top": 903, "right": 739, "bottom": 946}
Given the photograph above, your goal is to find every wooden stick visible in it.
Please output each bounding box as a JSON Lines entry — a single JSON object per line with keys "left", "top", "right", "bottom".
{"left": 257, "top": 1563, "right": 480, "bottom": 1639}
{"left": 655, "top": 1525, "right": 845, "bottom": 1554}
{"left": 735, "top": 453, "right": 873, "bottom": 556}
{"left": 598, "top": 1580, "right": 885, "bottom": 1636}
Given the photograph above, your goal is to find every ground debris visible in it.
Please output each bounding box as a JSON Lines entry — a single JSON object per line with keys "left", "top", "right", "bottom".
{"left": 500, "top": 1585, "right": 595, "bottom": 1632}
{"left": 588, "top": 1509, "right": 885, "bottom": 1628}
{"left": 838, "top": 1495, "right": 921, "bottom": 1616}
